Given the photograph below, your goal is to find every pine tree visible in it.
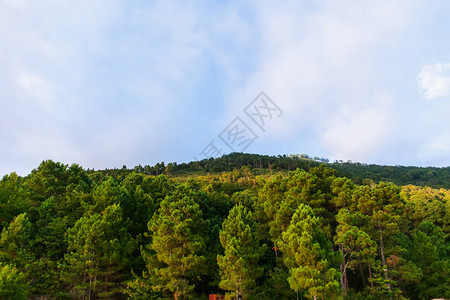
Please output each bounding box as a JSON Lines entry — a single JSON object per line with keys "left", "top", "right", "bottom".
{"left": 0, "top": 263, "right": 29, "bottom": 300}
{"left": 279, "top": 204, "right": 339, "bottom": 300}
{"left": 334, "top": 209, "right": 377, "bottom": 294}
{"left": 0, "top": 213, "right": 33, "bottom": 268}
{"left": 144, "top": 192, "right": 206, "bottom": 299}
{"left": 62, "top": 204, "right": 135, "bottom": 299}
{"left": 217, "top": 203, "right": 264, "bottom": 299}
{"left": 0, "top": 173, "right": 27, "bottom": 231}
{"left": 410, "top": 221, "right": 450, "bottom": 299}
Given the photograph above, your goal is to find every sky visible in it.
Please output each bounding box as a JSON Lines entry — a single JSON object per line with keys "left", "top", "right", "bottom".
{"left": 1, "top": 0, "right": 450, "bottom": 176}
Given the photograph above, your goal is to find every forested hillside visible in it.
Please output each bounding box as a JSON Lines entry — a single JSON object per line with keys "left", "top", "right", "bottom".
{"left": 99, "top": 153, "right": 450, "bottom": 189}
{"left": 0, "top": 156, "right": 449, "bottom": 299}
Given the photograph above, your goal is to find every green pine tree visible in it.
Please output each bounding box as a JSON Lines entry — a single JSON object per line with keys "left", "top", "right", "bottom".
{"left": 217, "top": 203, "right": 265, "bottom": 299}
{"left": 62, "top": 204, "right": 135, "bottom": 299}
{"left": 334, "top": 209, "right": 377, "bottom": 294}
{"left": 0, "top": 263, "right": 29, "bottom": 300}
{"left": 144, "top": 192, "right": 206, "bottom": 299}
{"left": 279, "top": 204, "right": 340, "bottom": 300}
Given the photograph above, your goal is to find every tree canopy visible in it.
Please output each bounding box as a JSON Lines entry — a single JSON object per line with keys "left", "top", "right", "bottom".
{"left": 0, "top": 155, "right": 448, "bottom": 299}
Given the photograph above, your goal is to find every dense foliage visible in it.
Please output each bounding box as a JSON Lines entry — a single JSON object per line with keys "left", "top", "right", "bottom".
{"left": 0, "top": 155, "right": 449, "bottom": 299}
{"left": 98, "top": 153, "right": 450, "bottom": 189}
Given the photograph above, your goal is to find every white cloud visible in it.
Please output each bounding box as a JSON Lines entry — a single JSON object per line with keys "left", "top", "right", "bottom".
{"left": 2, "top": 0, "right": 449, "bottom": 174}
{"left": 417, "top": 63, "right": 450, "bottom": 99}
{"left": 0, "top": 0, "right": 260, "bottom": 175}
{"left": 320, "top": 93, "right": 394, "bottom": 162}
{"left": 223, "top": 0, "right": 419, "bottom": 162}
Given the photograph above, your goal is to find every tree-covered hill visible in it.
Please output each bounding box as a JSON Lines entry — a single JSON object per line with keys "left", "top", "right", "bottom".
{"left": 0, "top": 156, "right": 449, "bottom": 299}
{"left": 97, "top": 153, "right": 450, "bottom": 189}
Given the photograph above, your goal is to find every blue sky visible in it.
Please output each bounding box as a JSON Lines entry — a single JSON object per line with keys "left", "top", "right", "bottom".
{"left": 1, "top": 0, "right": 450, "bottom": 176}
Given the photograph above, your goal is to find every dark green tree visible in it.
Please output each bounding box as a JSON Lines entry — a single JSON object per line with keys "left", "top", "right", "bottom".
{"left": 62, "top": 204, "right": 135, "bottom": 299}
{"left": 410, "top": 221, "right": 450, "bottom": 299}
{"left": 334, "top": 209, "right": 377, "bottom": 294}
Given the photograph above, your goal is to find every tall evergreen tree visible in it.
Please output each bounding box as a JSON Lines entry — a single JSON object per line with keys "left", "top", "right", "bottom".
{"left": 279, "top": 204, "right": 339, "bottom": 300}
{"left": 144, "top": 192, "right": 206, "bottom": 299}
{"left": 0, "top": 173, "right": 27, "bottom": 231}
{"left": 217, "top": 203, "right": 265, "bottom": 299}
{"left": 410, "top": 221, "right": 450, "bottom": 299}
{"left": 0, "top": 213, "right": 33, "bottom": 269}
{"left": 334, "top": 209, "right": 377, "bottom": 294}
{"left": 62, "top": 204, "right": 135, "bottom": 299}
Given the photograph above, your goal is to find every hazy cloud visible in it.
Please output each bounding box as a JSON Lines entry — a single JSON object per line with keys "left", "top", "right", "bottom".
{"left": 417, "top": 63, "right": 450, "bottom": 99}
{"left": 1, "top": 0, "right": 449, "bottom": 175}
{"left": 224, "top": 0, "right": 419, "bottom": 163}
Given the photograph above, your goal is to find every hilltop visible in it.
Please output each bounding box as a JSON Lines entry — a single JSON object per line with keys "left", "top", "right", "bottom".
{"left": 93, "top": 152, "right": 450, "bottom": 189}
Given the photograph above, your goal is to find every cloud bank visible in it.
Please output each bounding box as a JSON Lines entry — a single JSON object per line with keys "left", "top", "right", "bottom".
{"left": 1, "top": 0, "right": 449, "bottom": 176}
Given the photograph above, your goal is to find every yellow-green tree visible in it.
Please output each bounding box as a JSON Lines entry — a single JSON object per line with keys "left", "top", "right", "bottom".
{"left": 0, "top": 263, "right": 29, "bottom": 300}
